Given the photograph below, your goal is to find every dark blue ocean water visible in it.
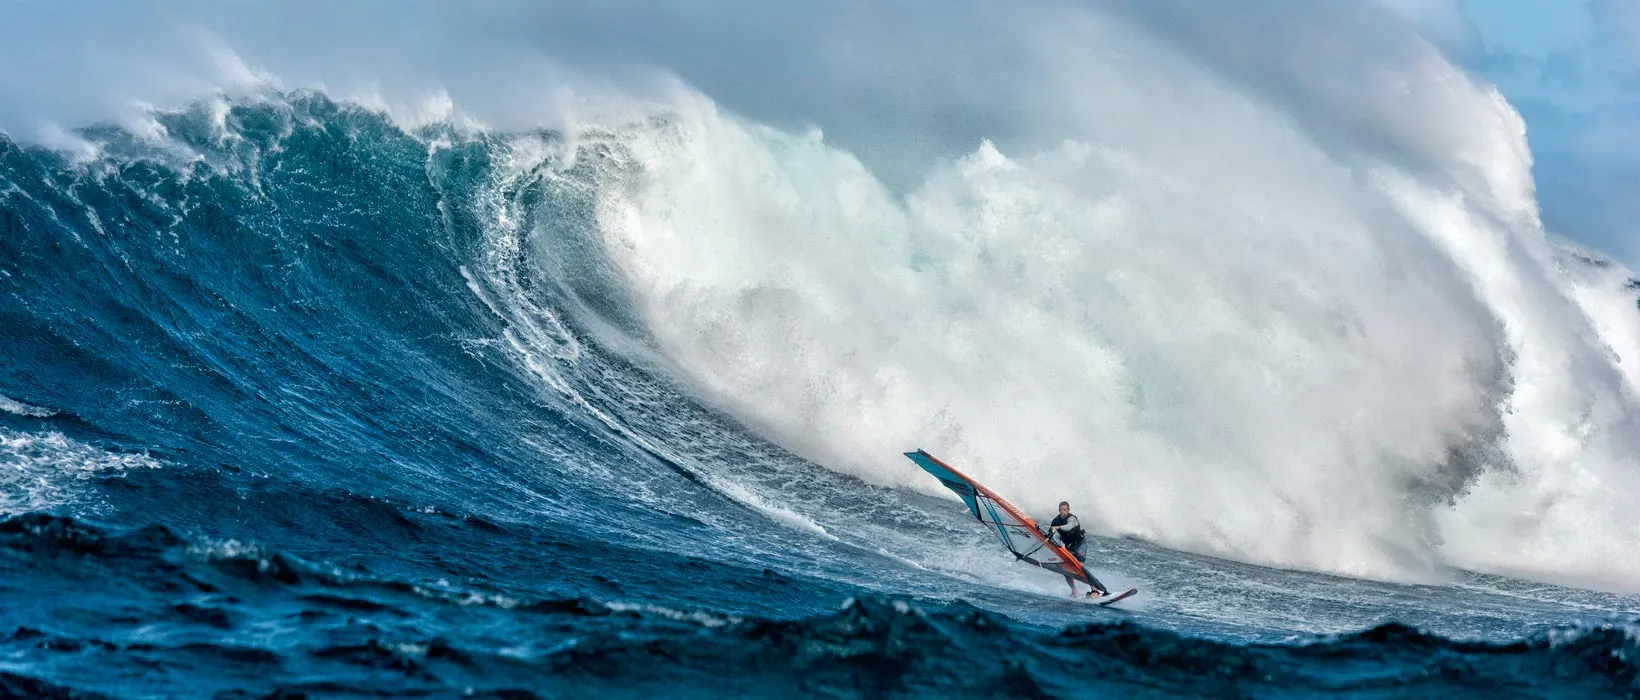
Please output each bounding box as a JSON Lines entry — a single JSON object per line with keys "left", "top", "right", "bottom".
{"left": 1, "top": 93, "right": 1637, "bottom": 698}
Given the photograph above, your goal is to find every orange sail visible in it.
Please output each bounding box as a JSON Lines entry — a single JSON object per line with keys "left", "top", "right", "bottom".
{"left": 905, "top": 449, "right": 1106, "bottom": 592}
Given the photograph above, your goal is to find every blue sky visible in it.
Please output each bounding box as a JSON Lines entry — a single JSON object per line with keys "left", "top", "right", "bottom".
{"left": 1463, "top": 0, "right": 1617, "bottom": 108}
{"left": 1450, "top": 0, "right": 1640, "bottom": 260}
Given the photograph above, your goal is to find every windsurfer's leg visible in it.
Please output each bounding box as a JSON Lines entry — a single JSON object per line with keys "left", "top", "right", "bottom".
{"left": 1086, "top": 573, "right": 1108, "bottom": 597}
{"left": 1075, "top": 547, "right": 1107, "bottom": 596}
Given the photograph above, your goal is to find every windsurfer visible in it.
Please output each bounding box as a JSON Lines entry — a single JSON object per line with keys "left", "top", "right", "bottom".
{"left": 1049, "top": 501, "right": 1104, "bottom": 597}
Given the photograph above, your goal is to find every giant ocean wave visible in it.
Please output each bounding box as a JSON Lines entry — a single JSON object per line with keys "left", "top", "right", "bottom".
{"left": 3, "top": 0, "right": 1640, "bottom": 696}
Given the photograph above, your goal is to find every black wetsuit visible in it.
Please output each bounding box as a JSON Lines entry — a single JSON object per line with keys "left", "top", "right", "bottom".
{"left": 1050, "top": 514, "right": 1085, "bottom": 561}
{"left": 1050, "top": 512, "right": 1106, "bottom": 595}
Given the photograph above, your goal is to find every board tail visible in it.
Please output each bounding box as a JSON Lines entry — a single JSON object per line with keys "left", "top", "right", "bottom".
{"left": 1094, "top": 588, "right": 1139, "bottom": 606}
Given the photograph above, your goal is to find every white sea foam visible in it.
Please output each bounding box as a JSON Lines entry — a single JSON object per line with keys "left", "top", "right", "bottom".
{"left": 0, "top": 394, "right": 56, "bottom": 418}
{"left": 0, "top": 429, "right": 161, "bottom": 514}
{"left": 535, "top": 12, "right": 1640, "bottom": 590}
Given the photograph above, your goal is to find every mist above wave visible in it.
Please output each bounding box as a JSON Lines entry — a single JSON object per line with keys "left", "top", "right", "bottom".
{"left": 481, "top": 7, "right": 1640, "bottom": 588}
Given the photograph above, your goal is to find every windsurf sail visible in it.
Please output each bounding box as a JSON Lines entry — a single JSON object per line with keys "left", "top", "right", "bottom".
{"left": 905, "top": 449, "right": 1107, "bottom": 593}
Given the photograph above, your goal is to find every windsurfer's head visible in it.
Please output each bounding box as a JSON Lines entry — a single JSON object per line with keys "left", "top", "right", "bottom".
{"left": 1058, "top": 501, "right": 1070, "bottom": 515}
